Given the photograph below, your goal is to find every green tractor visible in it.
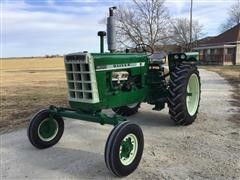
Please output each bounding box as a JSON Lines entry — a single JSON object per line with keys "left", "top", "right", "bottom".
{"left": 27, "top": 7, "right": 201, "bottom": 177}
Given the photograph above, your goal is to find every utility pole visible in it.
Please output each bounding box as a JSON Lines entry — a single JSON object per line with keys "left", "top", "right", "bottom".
{"left": 238, "top": 0, "right": 240, "bottom": 24}
{"left": 190, "top": 0, "right": 193, "bottom": 51}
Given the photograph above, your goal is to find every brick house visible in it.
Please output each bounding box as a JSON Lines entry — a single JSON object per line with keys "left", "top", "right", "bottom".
{"left": 194, "top": 23, "right": 240, "bottom": 65}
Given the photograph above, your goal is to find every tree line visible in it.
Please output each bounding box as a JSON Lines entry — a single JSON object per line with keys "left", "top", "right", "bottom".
{"left": 111, "top": 0, "right": 240, "bottom": 52}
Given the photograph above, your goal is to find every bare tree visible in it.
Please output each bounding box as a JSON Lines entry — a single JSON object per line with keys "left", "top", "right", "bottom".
{"left": 220, "top": 1, "right": 240, "bottom": 32}
{"left": 115, "top": 0, "right": 170, "bottom": 50}
{"left": 170, "top": 18, "right": 205, "bottom": 51}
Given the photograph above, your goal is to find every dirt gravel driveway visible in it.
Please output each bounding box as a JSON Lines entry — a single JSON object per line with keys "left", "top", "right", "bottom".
{"left": 1, "top": 69, "right": 240, "bottom": 179}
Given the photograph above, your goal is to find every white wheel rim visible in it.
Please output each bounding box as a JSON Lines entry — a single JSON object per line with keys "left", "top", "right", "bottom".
{"left": 37, "top": 118, "right": 59, "bottom": 142}
{"left": 119, "top": 133, "right": 138, "bottom": 166}
{"left": 127, "top": 103, "right": 138, "bottom": 108}
{"left": 186, "top": 74, "right": 200, "bottom": 116}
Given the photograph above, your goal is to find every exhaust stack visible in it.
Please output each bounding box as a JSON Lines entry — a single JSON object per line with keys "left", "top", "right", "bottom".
{"left": 107, "top": 6, "right": 117, "bottom": 53}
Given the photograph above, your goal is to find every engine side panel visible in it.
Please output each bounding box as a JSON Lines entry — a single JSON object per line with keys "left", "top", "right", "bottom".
{"left": 65, "top": 53, "right": 149, "bottom": 112}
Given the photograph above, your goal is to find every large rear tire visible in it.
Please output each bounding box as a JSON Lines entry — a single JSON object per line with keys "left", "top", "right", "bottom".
{"left": 112, "top": 103, "right": 141, "bottom": 116}
{"left": 168, "top": 64, "right": 201, "bottom": 125}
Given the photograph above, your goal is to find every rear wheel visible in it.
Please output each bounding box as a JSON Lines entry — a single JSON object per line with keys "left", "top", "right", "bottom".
{"left": 168, "top": 64, "right": 201, "bottom": 125}
{"left": 112, "top": 103, "right": 140, "bottom": 116}
{"left": 27, "top": 109, "right": 64, "bottom": 149}
{"left": 105, "top": 121, "right": 144, "bottom": 177}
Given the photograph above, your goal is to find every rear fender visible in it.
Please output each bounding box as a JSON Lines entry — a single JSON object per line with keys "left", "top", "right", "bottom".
{"left": 168, "top": 52, "right": 199, "bottom": 71}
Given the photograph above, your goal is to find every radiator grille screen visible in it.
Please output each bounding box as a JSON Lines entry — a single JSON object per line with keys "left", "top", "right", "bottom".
{"left": 64, "top": 53, "right": 99, "bottom": 103}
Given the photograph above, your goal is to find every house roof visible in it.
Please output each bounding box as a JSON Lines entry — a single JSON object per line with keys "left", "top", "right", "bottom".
{"left": 194, "top": 44, "right": 236, "bottom": 50}
{"left": 199, "top": 23, "right": 240, "bottom": 46}
{"left": 197, "top": 36, "right": 215, "bottom": 44}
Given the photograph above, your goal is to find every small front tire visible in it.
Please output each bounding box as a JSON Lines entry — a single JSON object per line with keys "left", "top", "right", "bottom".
{"left": 105, "top": 121, "right": 144, "bottom": 177}
{"left": 27, "top": 109, "right": 64, "bottom": 149}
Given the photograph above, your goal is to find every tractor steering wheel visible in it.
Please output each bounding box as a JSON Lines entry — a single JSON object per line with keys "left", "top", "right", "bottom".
{"left": 135, "top": 43, "right": 154, "bottom": 56}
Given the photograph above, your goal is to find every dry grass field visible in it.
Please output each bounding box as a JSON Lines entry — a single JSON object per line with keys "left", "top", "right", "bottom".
{"left": 1, "top": 57, "right": 65, "bottom": 70}
{"left": 0, "top": 57, "right": 68, "bottom": 134}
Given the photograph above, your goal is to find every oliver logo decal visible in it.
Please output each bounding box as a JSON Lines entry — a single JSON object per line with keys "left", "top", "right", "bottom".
{"left": 96, "top": 62, "right": 145, "bottom": 71}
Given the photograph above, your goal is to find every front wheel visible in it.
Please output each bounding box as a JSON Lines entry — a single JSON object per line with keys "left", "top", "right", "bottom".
{"left": 168, "top": 64, "right": 201, "bottom": 125}
{"left": 105, "top": 121, "right": 144, "bottom": 177}
{"left": 27, "top": 109, "right": 64, "bottom": 149}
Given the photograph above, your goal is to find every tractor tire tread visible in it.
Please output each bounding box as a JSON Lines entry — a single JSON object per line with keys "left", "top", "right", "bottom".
{"left": 167, "top": 64, "right": 201, "bottom": 125}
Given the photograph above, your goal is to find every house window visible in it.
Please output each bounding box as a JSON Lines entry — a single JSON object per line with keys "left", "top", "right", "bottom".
{"left": 227, "top": 48, "right": 234, "bottom": 55}
{"left": 207, "top": 49, "right": 211, "bottom": 54}
{"left": 224, "top": 48, "right": 228, "bottom": 55}
{"left": 210, "top": 49, "right": 215, "bottom": 54}
{"left": 218, "top": 48, "right": 223, "bottom": 54}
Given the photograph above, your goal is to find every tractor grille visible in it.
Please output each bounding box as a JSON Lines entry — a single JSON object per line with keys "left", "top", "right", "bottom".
{"left": 64, "top": 53, "right": 99, "bottom": 103}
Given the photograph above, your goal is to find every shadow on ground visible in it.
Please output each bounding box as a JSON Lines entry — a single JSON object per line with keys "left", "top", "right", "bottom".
{"left": 24, "top": 145, "right": 110, "bottom": 179}
{"left": 129, "top": 110, "right": 175, "bottom": 127}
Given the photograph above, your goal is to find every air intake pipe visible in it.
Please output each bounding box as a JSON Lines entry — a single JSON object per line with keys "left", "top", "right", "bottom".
{"left": 97, "top": 31, "right": 106, "bottom": 53}
{"left": 107, "top": 6, "right": 117, "bottom": 53}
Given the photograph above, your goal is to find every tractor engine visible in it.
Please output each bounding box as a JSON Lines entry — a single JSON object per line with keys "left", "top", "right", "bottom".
{"left": 64, "top": 52, "right": 148, "bottom": 112}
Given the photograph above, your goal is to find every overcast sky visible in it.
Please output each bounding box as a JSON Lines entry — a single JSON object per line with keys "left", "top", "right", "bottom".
{"left": 1, "top": 0, "right": 238, "bottom": 57}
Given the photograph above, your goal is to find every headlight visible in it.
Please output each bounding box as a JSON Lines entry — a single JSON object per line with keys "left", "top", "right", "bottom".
{"left": 174, "top": 55, "right": 179, "bottom": 59}
{"left": 180, "top": 54, "right": 186, "bottom": 60}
